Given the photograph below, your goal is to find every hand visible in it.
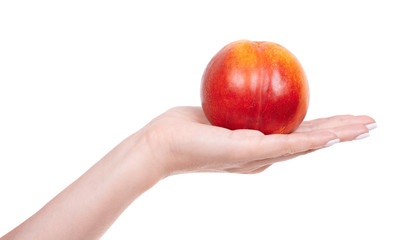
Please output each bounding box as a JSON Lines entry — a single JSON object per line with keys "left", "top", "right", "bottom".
{"left": 136, "top": 107, "right": 376, "bottom": 177}
{"left": 0, "top": 106, "right": 376, "bottom": 240}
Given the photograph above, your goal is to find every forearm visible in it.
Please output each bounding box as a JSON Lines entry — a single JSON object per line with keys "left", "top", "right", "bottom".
{"left": 1, "top": 132, "right": 163, "bottom": 240}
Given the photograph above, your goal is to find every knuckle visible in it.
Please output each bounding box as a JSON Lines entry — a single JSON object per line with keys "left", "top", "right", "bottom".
{"left": 283, "top": 139, "right": 298, "bottom": 155}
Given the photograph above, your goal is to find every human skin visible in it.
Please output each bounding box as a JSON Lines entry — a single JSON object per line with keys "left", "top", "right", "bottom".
{"left": 0, "top": 107, "right": 376, "bottom": 240}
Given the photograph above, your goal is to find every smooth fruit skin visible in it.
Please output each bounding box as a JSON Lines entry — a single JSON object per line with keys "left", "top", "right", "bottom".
{"left": 201, "top": 40, "right": 309, "bottom": 134}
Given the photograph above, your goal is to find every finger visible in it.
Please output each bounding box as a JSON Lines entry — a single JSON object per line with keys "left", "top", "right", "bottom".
{"left": 226, "top": 163, "right": 272, "bottom": 174}
{"left": 271, "top": 149, "right": 317, "bottom": 163}
{"left": 215, "top": 116, "right": 374, "bottom": 163}
{"left": 234, "top": 148, "right": 317, "bottom": 173}
{"left": 296, "top": 115, "right": 376, "bottom": 133}
{"left": 241, "top": 130, "right": 339, "bottom": 161}
{"left": 246, "top": 164, "right": 271, "bottom": 174}
{"left": 245, "top": 149, "right": 316, "bottom": 168}
{"left": 327, "top": 123, "right": 369, "bottom": 142}
{"left": 238, "top": 123, "right": 370, "bottom": 164}
{"left": 271, "top": 123, "right": 369, "bottom": 158}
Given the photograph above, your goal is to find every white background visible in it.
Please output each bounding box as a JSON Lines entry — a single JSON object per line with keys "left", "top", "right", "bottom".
{"left": 1, "top": 0, "right": 406, "bottom": 239}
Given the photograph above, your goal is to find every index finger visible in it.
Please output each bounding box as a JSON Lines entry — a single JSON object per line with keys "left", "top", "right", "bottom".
{"left": 296, "top": 115, "right": 376, "bottom": 133}
{"left": 243, "top": 121, "right": 371, "bottom": 161}
{"left": 229, "top": 130, "right": 337, "bottom": 162}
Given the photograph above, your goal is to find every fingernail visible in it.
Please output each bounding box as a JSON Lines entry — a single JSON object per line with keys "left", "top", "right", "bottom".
{"left": 365, "top": 123, "right": 377, "bottom": 131}
{"left": 354, "top": 132, "right": 370, "bottom": 140}
{"left": 324, "top": 139, "right": 340, "bottom": 147}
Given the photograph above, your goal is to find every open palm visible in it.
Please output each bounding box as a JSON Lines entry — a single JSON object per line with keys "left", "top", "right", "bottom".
{"left": 142, "top": 107, "right": 376, "bottom": 176}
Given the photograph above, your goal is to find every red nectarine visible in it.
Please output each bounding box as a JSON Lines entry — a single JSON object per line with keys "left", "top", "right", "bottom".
{"left": 201, "top": 40, "right": 309, "bottom": 134}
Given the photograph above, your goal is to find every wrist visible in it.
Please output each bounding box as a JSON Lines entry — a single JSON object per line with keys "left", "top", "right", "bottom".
{"left": 124, "top": 130, "right": 169, "bottom": 186}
